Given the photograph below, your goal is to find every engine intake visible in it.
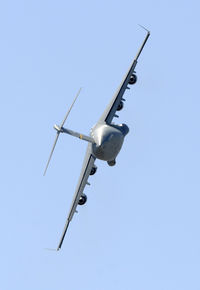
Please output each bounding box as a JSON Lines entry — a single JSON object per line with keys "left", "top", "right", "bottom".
{"left": 129, "top": 74, "right": 137, "bottom": 85}
{"left": 90, "top": 165, "right": 97, "bottom": 175}
{"left": 78, "top": 194, "right": 87, "bottom": 205}
{"left": 117, "top": 101, "right": 124, "bottom": 111}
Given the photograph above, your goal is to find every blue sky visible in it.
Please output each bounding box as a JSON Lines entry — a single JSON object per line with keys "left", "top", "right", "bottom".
{"left": 1, "top": 0, "right": 200, "bottom": 289}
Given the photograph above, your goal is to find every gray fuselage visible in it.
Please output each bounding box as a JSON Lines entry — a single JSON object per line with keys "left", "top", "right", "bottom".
{"left": 90, "top": 123, "right": 129, "bottom": 162}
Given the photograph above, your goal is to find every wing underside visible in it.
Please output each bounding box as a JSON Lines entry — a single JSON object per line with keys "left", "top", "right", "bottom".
{"left": 98, "top": 30, "right": 150, "bottom": 124}
{"left": 54, "top": 29, "right": 150, "bottom": 250}
{"left": 57, "top": 143, "right": 96, "bottom": 250}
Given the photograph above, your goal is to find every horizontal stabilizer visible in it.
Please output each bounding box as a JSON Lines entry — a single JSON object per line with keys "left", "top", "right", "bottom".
{"left": 43, "top": 88, "right": 82, "bottom": 175}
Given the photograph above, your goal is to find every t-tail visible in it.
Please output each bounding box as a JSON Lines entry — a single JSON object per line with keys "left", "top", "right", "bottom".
{"left": 54, "top": 125, "right": 93, "bottom": 143}
{"left": 43, "top": 88, "right": 93, "bottom": 176}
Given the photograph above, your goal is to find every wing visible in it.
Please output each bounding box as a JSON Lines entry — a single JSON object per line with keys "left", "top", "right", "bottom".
{"left": 57, "top": 143, "right": 96, "bottom": 250}
{"left": 98, "top": 30, "right": 150, "bottom": 124}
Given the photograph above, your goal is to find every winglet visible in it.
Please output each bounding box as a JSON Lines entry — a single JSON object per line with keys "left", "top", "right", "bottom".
{"left": 44, "top": 248, "right": 58, "bottom": 251}
{"left": 134, "top": 25, "right": 150, "bottom": 61}
{"left": 138, "top": 24, "right": 150, "bottom": 34}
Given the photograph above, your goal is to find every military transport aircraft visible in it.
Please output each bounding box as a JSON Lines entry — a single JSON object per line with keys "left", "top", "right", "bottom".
{"left": 44, "top": 27, "right": 150, "bottom": 250}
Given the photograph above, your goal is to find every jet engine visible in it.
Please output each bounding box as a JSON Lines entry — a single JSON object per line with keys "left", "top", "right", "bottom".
{"left": 117, "top": 101, "right": 124, "bottom": 111}
{"left": 90, "top": 165, "right": 97, "bottom": 175}
{"left": 129, "top": 74, "right": 137, "bottom": 84}
{"left": 78, "top": 194, "right": 87, "bottom": 205}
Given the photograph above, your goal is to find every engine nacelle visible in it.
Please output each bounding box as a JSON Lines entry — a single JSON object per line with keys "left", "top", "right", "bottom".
{"left": 117, "top": 101, "right": 124, "bottom": 111}
{"left": 90, "top": 165, "right": 97, "bottom": 175}
{"left": 129, "top": 74, "right": 137, "bottom": 85}
{"left": 78, "top": 194, "right": 87, "bottom": 205}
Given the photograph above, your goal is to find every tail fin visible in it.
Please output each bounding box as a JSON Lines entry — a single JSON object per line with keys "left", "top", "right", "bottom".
{"left": 54, "top": 125, "right": 94, "bottom": 143}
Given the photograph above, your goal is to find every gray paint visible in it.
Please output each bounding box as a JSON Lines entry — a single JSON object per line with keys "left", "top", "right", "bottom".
{"left": 44, "top": 28, "right": 150, "bottom": 250}
{"left": 91, "top": 124, "right": 125, "bottom": 161}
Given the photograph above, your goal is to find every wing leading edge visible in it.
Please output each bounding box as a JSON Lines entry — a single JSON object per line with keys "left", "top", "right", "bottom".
{"left": 57, "top": 143, "right": 96, "bottom": 250}
{"left": 54, "top": 29, "right": 150, "bottom": 250}
{"left": 98, "top": 29, "right": 150, "bottom": 124}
